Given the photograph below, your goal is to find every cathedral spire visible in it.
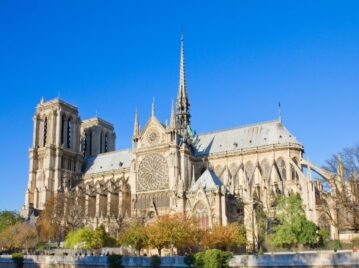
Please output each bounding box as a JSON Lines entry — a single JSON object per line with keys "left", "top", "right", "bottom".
{"left": 178, "top": 34, "right": 187, "bottom": 100}
{"left": 133, "top": 109, "right": 140, "bottom": 138}
{"left": 176, "top": 34, "right": 191, "bottom": 137}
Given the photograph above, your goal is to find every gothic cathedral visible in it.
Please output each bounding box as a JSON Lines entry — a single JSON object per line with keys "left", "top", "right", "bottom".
{"left": 22, "top": 37, "right": 338, "bottom": 248}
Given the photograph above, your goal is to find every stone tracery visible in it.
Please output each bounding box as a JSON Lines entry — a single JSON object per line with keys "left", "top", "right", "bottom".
{"left": 137, "top": 154, "right": 169, "bottom": 192}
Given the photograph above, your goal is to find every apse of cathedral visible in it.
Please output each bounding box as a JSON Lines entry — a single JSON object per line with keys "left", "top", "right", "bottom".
{"left": 22, "top": 37, "right": 335, "bottom": 245}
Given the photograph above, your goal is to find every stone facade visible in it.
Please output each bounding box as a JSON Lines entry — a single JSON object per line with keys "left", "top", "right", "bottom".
{"left": 21, "top": 37, "right": 338, "bottom": 249}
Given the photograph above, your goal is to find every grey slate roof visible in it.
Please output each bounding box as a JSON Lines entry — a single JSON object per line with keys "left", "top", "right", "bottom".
{"left": 193, "top": 120, "right": 300, "bottom": 156}
{"left": 83, "top": 149, "right": 132, "bottom": 175}
{"left": 190, "top": 169, "right": 223, "bottom": 192}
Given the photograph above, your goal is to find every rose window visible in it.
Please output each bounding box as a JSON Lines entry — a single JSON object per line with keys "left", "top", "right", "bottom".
{"left": 137, "top": 154, "right": 169, "bottom": 192}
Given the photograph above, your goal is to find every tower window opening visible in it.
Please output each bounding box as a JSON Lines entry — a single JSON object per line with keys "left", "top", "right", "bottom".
{"left": 43, "top": 117, "right": 48, "bottom": 146}
{"left": 67, "top": 118, "right": 72, "bottom": 148}
{"left": 61, "top": 115, "right": 66, "bottom": 145}
{"left": 82, "top": 133, "right": 87, "bottom": 157}
{"left": 100, "top": 131, "right": 103, "bottom": 153}
{"left": 105, "top": 134, "right": 108, "bottom": 152}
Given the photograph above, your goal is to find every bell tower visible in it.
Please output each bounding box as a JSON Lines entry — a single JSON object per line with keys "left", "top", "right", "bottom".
{"left": 22, "top": 98, "right": 83, "bottom": 216}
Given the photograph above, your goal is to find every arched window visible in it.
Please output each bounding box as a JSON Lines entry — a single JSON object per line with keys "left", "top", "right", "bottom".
{"left": 105, "top": 133, "right": 109, "bottom": 152}
{"left": 291, "top": 158, "right": 299, "bottom": 181}
{"left": 61, "top": 115, "right": 66, "bottom": 145}
{"left": 194, "top": 201, "right": 209, "bottom": 231}
{"left": 245, "top": 161, "right": 255, "bottom": 180}
{"left": 43, "top": 117, "right": 48, "bottom": 146}
{"left": 67, "top": 117, "right": 72, "bottom": 148}
{"left": 82, "top": 133, "right": 88, "bottom": 157}
{"left": 100, "top": 131, "right": 103, "bottom": 153}
{"left": 261, "top": 159, "right": 270, "bottom": 181}
{"left": 277, "top": 159, "right": 286, "bottom": 181}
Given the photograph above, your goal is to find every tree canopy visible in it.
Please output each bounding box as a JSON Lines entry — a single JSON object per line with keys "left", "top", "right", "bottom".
{"left": 0, "top": 210, "right": 22, "bottom": 233}
{"left": 64, "top": 225, "right": 117, "bottom": 249}
{"left": 272, "top": 194, "right": 323, "bottom": 248}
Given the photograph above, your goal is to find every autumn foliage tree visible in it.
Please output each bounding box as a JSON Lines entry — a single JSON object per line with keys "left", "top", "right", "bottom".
{"left": 38, "top": 191, "right": 85, "bottom": 243}
{"left": 38, "top": 194, "right": 65, "bottom": 242}
{"left": 146, "top": 214, "right": 199, "bottom": 256}
{"left": 118, "top": 221, "right": 149, "bottom": 255}
{"left": 200, "top": 223, "right": 246, "bottom": 251}
{"left": 0, "top": 222, "right": 38, "bottom": 252}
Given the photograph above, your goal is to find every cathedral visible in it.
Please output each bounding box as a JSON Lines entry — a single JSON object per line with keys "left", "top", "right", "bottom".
{"left": 22, "top": 37, "right": 342, "bottom": 248}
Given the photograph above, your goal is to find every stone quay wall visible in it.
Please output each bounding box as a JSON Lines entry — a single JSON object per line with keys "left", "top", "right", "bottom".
{"left": 1, "top": 251, "right": 359, "bottom": 267}
{"left": 0, "top": 255, "right": 187, "bottom": 268}
{"left": 230, "top": 251, "right": 359, "bottom": 267}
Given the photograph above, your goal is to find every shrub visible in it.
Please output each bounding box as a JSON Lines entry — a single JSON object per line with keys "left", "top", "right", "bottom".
{"left": 351, "top": 237, "right": 359, "bottom": 247}
{"left": 12, "top": 253, "right": 24, "bottom": 268}
{"left": 326, "top": 240, "right": 342, "bottom": 251}
{"left": 194, "top": 250, "right": 233, "bottom": 268}
{"left": 150, "top": 255, "right": 161, "bottom": 268}
{"left": 108, "top": 254, "right": 122, "bottom": 268}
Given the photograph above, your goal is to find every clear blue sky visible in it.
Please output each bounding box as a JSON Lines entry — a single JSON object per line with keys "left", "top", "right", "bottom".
{"left": 0, "top": 1, "right": 358, "bottom": 211}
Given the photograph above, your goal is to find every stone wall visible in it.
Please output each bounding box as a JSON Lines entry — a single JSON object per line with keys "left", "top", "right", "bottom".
{"left": 0, "top": 255, "right": 187, "bottom": 268}
{"left": 229, "top": 251, "right": 359, "bottom": 267}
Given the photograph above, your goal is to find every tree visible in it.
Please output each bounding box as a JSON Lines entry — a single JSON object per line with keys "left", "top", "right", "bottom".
{"left": 324, "top": 145, "right": 359, "bottom": 178}
{"left": 201, "top": 223, "right": 246, "bottom": 250}
{"left": 146, "top": 214, "right": 199, "bottom": 256}
{"left": 38, "top": 194, "right": 65, "bottom": 242}
{"left": 38, "top": 191, "right": 86, "bottom": 243}
{"left": 0, "top": 223, "right": 38, "bottom": 252}
{"left": 320, "top": 145, "right": 359, "bottom": 234}
{"left": 0, "top": 210, "right": 22, "bottom": 233}
{"left": 118, "top": 222, "right": 148, "bottom": 255}
{"left": 272, "top": 194, "right": 322, "bottom": 248}
{"left": 64, "top": 226, "right": 117, "bottom": 249}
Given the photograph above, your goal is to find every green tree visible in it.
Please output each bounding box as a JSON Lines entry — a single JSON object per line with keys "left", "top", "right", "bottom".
{"left": 64, "top": 228, "right": 93, "bottom": 249}
{"left": 64, "top": 226, "right": 117, "bottom": 249}
{"left": 0, "top": 210, "right": 22, "bottom": 233}
{"left": 272, "top": 194, "right": 322, "bottom": 248}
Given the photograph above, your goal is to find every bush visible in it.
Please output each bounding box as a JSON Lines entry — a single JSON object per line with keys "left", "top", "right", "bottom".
{"left": 194, "top": 249, "right": 233, "bottom": 268}
{"left": 12, "top": 253, "right": 24, "bottom": 268}
{"left": 108, "top": 254, "right": 122, "bottom": 268}
{"left": 150, "top": 255, "right": 161, "bottom": 268}
{"left": 326, "top": 240, "right": 342, "bottom": 251}
{"left": 351, "top": 237, "right": 359, "bottom": 247}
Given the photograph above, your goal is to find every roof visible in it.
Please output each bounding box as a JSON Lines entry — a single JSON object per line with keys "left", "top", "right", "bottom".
{"left": 83, "top": 149, "right": 132, "bottom": 175}
{"left": 193, "top": 119, "right": 301, "bottom": 156}
{"left": 190, "top": 169, "right": 223, "bottom": 192}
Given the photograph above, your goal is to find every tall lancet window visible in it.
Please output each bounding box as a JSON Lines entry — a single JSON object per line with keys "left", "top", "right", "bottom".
{"left": 105, "top": 133, "right": 108, "bottom": 152}
{"left": 43, "top": 117, "right": 48, "bottom": 147}
{"left": 61, "top": 115, "right": 66, "bottom": 145}
{"left": 67, "top": 117, "right": 72, "bottom": 148}
{"left": 100, "top": 131, "right": 103, "bottom": 153}
{"left": 82, "top": 133, "right": 88, "bottom": 157}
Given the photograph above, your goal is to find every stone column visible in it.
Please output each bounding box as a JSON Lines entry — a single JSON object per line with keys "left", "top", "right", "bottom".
{"left": 32, "top": 115, "right": 40, "bottom": 148}
{"left": 55, "top": 111, "right": 63, "bottom": 146}
{"left": 220, "top": 189, "right": 227, "bottom": 226}
{"left": 85, "top": 191, "right": 89, "bottom": 218}
{"left": 118, "top": 190, "right": 123, "bottom": 217}
{"left": 51, "top": 112, "right": 57, "bottom": 145}
{"left": 95, "top": 192, "right": 100, "bottom": 218}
